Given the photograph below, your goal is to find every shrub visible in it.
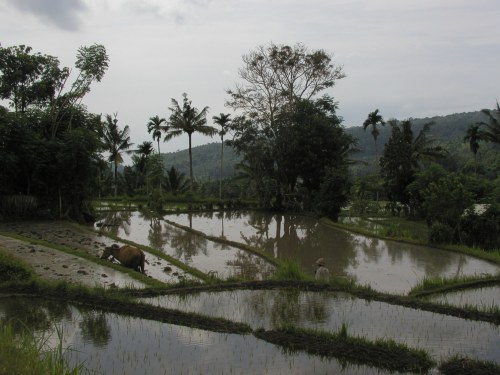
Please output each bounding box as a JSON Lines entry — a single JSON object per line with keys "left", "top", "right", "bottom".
{"left": 0, "top": 250, "right": 33, "bottom": 283}
{"left": 428, "top": 222, "right": 454, "bottom": 245}
{"left": 460, "top": 204, "right": 500, "bottom": 250}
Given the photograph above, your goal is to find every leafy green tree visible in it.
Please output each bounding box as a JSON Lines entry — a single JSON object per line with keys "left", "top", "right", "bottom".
{"left": 101, "top": 114, "right": 133, "bottom": 197}
{"left": 0, "top": 44, "right": 66, "bottom": 113}
{"left": 49, "top": 44, "right": 109, "bottom": 138}
{"left": 227, "top": 42, "right": 345, "bottom": 127}
{"left": 212, "top": 113, "right": 231, "bottom": 200}
{"left": 380, "top": 120, "right": 447, "bottom": 205}
{"left": 167, "top": 93, "right": 216, "bottom": 191}
{"left": 362, "top": 109, "right": 385, "bottom": 162}
{"left": 226, "top": 43, "right": 347, "bottom": 210}
{"left": 421, "top": 173, "right": 473, "bottom": 235}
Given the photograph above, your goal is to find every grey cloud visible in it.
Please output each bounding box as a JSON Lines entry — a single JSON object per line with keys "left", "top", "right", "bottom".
{"left": 6, "top": 0, "right": 87, "bottom": 31}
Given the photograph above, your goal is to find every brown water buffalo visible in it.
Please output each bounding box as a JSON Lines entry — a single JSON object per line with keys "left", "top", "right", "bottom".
{"left": 101, "top": 244, "right": 145, "bottom": 274}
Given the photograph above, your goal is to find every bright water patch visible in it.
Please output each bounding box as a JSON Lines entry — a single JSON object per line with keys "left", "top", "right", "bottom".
{"left": 140, "top": 289, "right": 500, "bottom": 364}
{"left": 97, "top": 211, "right": 275, "bottom": 280}
{"left": 166, "top": 211, "right": 500, "bottom": 293}
{"left": 424, "top": 285, "right": 500, "bottom": 311}
{"left": 0, "top": 297, "right": 393, "bottom": 375}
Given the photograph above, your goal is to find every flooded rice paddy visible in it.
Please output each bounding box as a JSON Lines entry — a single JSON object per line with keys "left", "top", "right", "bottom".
{"left": 3, "top": 206, "right": 499, "bottom": 373}
{"left": 0, "top": 296, "right": 396, "bottom": 375}
{"left": 97, "top": 210, "right": 500, "bottom": 294}
{"left": 139, "top": 289, "right": 500, "bottom": 364}
{"left": 424, "top": 285, "right": 500, "bottom": 311}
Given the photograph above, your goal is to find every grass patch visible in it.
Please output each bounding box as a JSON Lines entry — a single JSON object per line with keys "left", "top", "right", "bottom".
{"left": 0, "top": 321, "right": 86, "bottom": 375}
{"left": 254, "top": 324, "right": 435, "bottom": 373}
{"left": 0, "top": 248, "right": 34, "bottom": 283}
{"left": 409, "top": 274, "right": 500, "bottom": 297}
{"left": 439, "top": 356, "right": 500, "bottom": 375}
{"left": 272, "top": 259, "right": 311, "bottom": 281}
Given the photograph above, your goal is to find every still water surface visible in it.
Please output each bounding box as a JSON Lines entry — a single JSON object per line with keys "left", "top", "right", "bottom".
{"left": 165, "top": 211, "right": 500, "bottom": 293}
{"left": 424, "top": 285, "right": 500, "bottom": 311}
{"left": 95, "top": 209, "right": 500, "bottom": 293}
{"left": 140, "top": 289, "right": 500, "bottom": 364}
{"left": 0, "top": 297, "right": 395, "bottom": 375}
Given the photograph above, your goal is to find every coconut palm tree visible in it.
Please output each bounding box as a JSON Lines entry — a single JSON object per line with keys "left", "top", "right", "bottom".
{"left": 147, "top": 115, "right": 168, "bottom": 156}
{"left": 167, "top": 93, "right": 217, "bottom": 191}
{"left": 362, "top": 109, "right": 385, "bottom": 162}
{"left": 101, "top": 114, "right": 133, "bottom": 197}
{"left": 212, "top": 113, "right": 231, "bottom": 200}
{"left": 464, "top": 124, "right": 481, "bottom": 174}
{"left": 147, "top": 115, "right": 169, "bottom": 193}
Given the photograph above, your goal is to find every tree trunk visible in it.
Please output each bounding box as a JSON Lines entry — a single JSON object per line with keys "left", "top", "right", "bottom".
{"left": 114, "top": 161, "right": 118, "bottom": 197}
{"left": 220, "top": 137, "right": 224, "bottom": 200}
{"left": 188, "top": 134, "right": 194, "bottom": 191}
{"left": 158, "top": 139, "right": 162, "bottom": 194}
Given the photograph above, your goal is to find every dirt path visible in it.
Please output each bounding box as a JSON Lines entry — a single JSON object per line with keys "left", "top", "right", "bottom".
{"left": 0, "top": 221, "right": 196, "bottom": 288}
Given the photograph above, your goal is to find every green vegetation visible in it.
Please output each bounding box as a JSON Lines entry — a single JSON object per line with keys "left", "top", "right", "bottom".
{"left": 272, "top": 259, "right": 311, "bottom": 281}
{"left": 409, "top": 274, "right": 500, "bottom": 297}
{"left": 0, "top": 321, "right": 85, "bottom": 375}
{"left": 254, "top": 324, "right": 435, "bottom": 373}
{"left": 0, "top": 249, "right": 33, "bottom": 283}
{"left": 439, "top": 356, "right": 500, "bottom": 375}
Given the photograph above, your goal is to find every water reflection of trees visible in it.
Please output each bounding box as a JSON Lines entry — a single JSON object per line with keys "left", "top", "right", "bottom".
{"left": 225, "top": 251, "right": 275, "bottom": 280}
{"left": 0, "top": 298, "right": 72, "bottom": 332}
{"left": 245, "top": 290, "right": 329, "bottom": 327}
{"left": 239, "top": 212, "right": 358, "bottom": 277}
{"left": 79, "top": 310, "right": 111, "bottom": 347}
{"left": 97, "top": 210, "right": 133, "bottom": 237}
{"left": 167, "top": 225, "right": 208, "bottom": 263}
{"left": 0, "top": 298, "right": 111, "bottom": 347}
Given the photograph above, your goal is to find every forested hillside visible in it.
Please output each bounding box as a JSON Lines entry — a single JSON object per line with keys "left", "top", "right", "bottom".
{"left": 162, "top": 110, "right": 498, "bottom": 180}
{"left": 161, "top": 143, "right": 241, "bottom": 180}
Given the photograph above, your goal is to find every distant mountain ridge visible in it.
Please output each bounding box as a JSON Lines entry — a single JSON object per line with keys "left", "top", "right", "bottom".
{"left": 160, "top": 110, "right": 490, "bottom": 179}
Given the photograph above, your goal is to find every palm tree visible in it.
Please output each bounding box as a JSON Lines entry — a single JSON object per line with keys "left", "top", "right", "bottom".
{"left": 167, "top": 93, "right": 217, "bottom": 191}
{"left": 147, "top": 115, "right": 169, "bottom": 193}
{"left": 362, "top": 109, "right": 385, "bottom": 162}
{"left": 479, "top": 101, "right": 500, "bottom": 144}
{"left": 134, "top": 141, "right": 154, "bottom": 192}
{"left": 410, "top": 121, "right": 447, "bottom": 168}
{"left": 212, "top": 113, "right": 231, "bottom": 200}
{"left": 165, "top": 166, "right": 189, "bottom": 194}
{"left": 464, "top": 124, "right": 481, "bottom": 174}
{"left": 101, "top": 114, "right": 133, "bottom": 197}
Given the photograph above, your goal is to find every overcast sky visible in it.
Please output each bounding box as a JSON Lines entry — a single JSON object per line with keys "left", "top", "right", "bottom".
{"left": 1, "top": 0, "right": 499, "bottom": 155}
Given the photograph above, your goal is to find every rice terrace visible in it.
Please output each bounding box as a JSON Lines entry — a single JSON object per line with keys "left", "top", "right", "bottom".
{"left": 1, "top": 14, "right": 500, "bottom": 375}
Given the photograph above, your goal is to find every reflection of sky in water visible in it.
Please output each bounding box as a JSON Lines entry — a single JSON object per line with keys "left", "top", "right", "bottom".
{"left": 167, "top": 212, "right": 500, "bottom": 294}
{"left": 0, "top": 297, "right": 390, "bottom": 375}
{"left": 140, "top": 290, "right": 500, "bottom": 364}
{"left": 96, "top": 211, "right": 275, "bottom": 280}
{"left": 424, "top": 285, "right": 500, "bottom": 311}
